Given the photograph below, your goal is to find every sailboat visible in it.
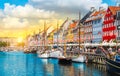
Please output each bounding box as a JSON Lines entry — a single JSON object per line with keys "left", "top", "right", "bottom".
{"left": 72, "top": 13, "right": 86, "bottom": 63}
{"left": 49, "top": 47, "right": 63, "bottom": 58}
{"left": 49, "top": 19, "right": 68, "bottom": 59}
{"left": 58, "top": 38, "right": 72, "bottom": 64}
{"left": 38, "top": 21, "right": 49, "bottom": 58}
{"left": 58, "top": 43, "right": 72, "bottom": 65}
{"left": 72, "top": 54, "right": 86, "bottom": 62}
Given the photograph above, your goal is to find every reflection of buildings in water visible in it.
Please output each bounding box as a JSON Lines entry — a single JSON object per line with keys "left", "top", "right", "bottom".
{"left": 85, "top": 63, "right": 94, "bottom": 76}
{"left": 41, "top": 59, "right": 58, "bottom": 76}
{"left": 59, "top": 65, "right": 74, "bottom": 76}
{"left": 72, "top": 63, "right": 84, "bottom": 76}
{"left": 26, "top": 55, "right": 37, "bottom": 76}
{"left": 48, "top": 59, "right": 58, "bottom": 64}
{"left": 73, "top": 63, "right": 84, "bottom": 71}
{"left": 41, "top": 59, "right": 48, "bottom": 64}
{"left": 85, "top": 63, "right": 107, "bottom": 76}
{"left": 93, "top": 64, "right": 106, "bottom": 72}
{"left": 45, "top": 63, "right": 54, "bottom": 76}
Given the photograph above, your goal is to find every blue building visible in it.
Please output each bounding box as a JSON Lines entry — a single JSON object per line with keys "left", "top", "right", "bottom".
{"left": 92, "top": 9, "right": 106, "bottom": 43}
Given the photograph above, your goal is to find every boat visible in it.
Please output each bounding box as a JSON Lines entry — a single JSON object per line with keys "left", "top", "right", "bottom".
{"left": 72, "top": 55, "right": 86, "bottom": 63}
{"left": 58, "top": 56, "right": 72, "bottom": 65}
{"left": 38, "top": 51, "right": 49, "bottom": 59}
{"left": 106, "top": 58, "right": 120, "bottom": 75}
{"left": 37, "top": 21, "right": 49, "bottom": 59}
{"left": 99, "top": 46, "right": 120, "bottom": 75}
{"left": 37, "top": 48, "right": 49, "bottom": 59}
{"left": 58, "top": 46, "right": 72, "bottom": 65}
{"left": 49, "top": 50, "right": 63, "bottom": 58}
{"left": 49, "top": 47, "right": 63, "bottom": 58}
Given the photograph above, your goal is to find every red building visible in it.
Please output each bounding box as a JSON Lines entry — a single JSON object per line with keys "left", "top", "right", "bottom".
{"left": 103, "top": 6, "right": 120, "bottom": 42}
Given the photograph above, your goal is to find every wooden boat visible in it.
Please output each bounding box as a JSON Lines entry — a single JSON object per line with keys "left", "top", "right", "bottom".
{"left": 58, "top": 48, "right": 72, "bottom": 65}
{"left": 58, "top": 56, "right": 72, "bottom": 65}
{"left": 106, "top": 58, "right": 120, "bottom": 75}
{"left": 96, "top": 46, "right": 120, "bottom": 75}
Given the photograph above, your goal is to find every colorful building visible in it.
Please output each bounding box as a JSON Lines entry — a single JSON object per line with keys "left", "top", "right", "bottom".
{"left": 103, "top": 6, "right": 120, "bottom": 42}
{"left": 53, "top": 18, "right": 69, "bottom": 44}
{"left": 66, "top": 20, "right": 78, "bottom": 43}
{"left": 82, "top": 8, "right": 95, "bottom": 43}
{"left": 92, "top": 9, "right": 106, "bottom": 43}
{"left": 47, "top": 29, "right": 57, "bottom": 44}
{"left": 116, "top": 10, "right": 120, "bottom": 42}
{"left": 84, "top": 18, "right": 93, "bottom": 43}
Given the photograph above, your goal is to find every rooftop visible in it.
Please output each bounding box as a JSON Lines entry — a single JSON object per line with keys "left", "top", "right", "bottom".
{"left": 109, "top": 6, "right": 120, "bottom": 15}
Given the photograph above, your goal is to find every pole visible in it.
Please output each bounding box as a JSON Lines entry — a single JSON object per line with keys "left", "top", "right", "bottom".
{"left": 57, "top": 20, "right": 59, "bottom": 49}
{"left": 78, "top": 11, "right": 81, "bottom": 51}
{"left": 44, "top": 20, "right": 46, "bottom": 51}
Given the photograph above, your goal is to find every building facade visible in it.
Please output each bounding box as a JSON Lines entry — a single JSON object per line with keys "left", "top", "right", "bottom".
{"left": 92, "top": 10, "right": 106, "bottom": 43}
{"left": 84, "top": 19, "right": 93, "bottom": 43}
{"left": 103, "top": 6, "right": 120, "bottom": 42}
{"left": 116, "top": 10, "right": 120, "bottom": 42}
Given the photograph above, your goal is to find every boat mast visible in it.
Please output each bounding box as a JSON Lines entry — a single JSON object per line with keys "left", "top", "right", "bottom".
{"left": 78, "top": 11, "right": 81, "bottom": 51}
{"left": 57, "top": 20, "right": 59, "bottom": 49}
{"left": 44, "top": 20, "right": 46, "bottom": 51}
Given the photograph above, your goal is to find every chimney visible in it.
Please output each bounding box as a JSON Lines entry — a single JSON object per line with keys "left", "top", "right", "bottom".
{"left": 90, "top": 7, "right": 95, "bottom": 12}
{"left": 99, "top": 7, "right": 104, "bottom": 11}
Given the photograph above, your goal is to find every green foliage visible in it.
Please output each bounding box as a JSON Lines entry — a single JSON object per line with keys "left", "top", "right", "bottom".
{"left": 0, "top": 41, "right": 9, "bottom": 47}
{"left": 113, "top": 40, "right": 117, "bottom": 43}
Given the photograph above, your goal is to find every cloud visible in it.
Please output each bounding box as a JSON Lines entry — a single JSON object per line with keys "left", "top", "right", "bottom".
{"left": 2, "top": 16, "right": 28, "bottom": 29}
{"left": 0, "top": 3, "right": 58, "bottom": 29}
{"left": 4, "top": 3, "right": 57, "bottom": 18}
{"left": 29, "top": 0, "right": 108, "bottom": 18}
{"left": 0, "top": 0, "right": 109, "bottom": 37}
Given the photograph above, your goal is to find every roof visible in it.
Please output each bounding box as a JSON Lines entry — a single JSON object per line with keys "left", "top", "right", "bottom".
{"left": 80, "top": 11, "right": 94, "bottom": 23}
{"left": 109, "top": 6, "right": 120, "bottom": 15}
{"left": 85, "top": 10, "right": 106, "bottom": 22}
{"left": 92, "top": 10, "right": 106, "bottom": 16}
{"left": 47, "top": 28, "right": 57, "bottom": 37}
{"left": 70, "top": 21, "right": 78, "bottom": 28}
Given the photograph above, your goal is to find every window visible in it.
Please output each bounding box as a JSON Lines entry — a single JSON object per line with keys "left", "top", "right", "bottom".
{"left": 117, "top": 11, "right": 120, "bottom": 20}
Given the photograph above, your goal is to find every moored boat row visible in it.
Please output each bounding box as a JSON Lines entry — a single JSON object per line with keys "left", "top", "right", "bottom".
{"left": 37, "top": 47, "right": 86, "bottom": 64}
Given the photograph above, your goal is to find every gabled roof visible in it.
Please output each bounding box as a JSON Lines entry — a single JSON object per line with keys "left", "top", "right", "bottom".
{"left": 85, "top": 10, "right": 106, "bottom": 22}
{"left": 92, "top": 10, "right": 106, "bottom": 16}
{"left": 109, "top": 6, "right": 120, "bottom": 15}
{"left": 80, "top": 11, "right": 94, "bottom": 23}
{"left": 70, "top": 20, "right": 78, "bottom": 28}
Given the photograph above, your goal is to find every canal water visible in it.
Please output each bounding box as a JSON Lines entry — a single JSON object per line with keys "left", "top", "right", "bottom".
{"left": 0, "top": 52, "right": 113, "bottom": 76}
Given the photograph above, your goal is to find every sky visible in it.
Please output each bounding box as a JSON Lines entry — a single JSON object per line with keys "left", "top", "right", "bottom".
{"left": 0, "top": 0, "right": 118, "bottom": 38}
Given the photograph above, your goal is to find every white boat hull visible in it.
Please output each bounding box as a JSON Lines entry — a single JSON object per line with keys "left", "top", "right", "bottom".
{"left": 49, "top": 51, "right": 63, "bottom": 58}
{"left": 38, "top": 53, "right": 49, "bottom": 58}
{"left": 37, "top": 51, "right": 49, "bottom": 58}
{"left": 72, "top": 55, "right": 86, "bottom": 63}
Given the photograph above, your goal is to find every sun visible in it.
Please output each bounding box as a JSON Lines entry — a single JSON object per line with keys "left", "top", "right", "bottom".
{"left": 17, "top": 37, "right": 23, "bottom": 43}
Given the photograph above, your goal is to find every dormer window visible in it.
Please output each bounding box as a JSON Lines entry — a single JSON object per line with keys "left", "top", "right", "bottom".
{"left": 117, "top": 11, "right": 120, "bottom": 20}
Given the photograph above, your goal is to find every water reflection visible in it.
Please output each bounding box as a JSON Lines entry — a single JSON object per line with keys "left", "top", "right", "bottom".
{"left": 72, "top": 63, "right": 85, "bottom": 76}
{"left": 0, "top": 52, "right": 112, "bottom": 76}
